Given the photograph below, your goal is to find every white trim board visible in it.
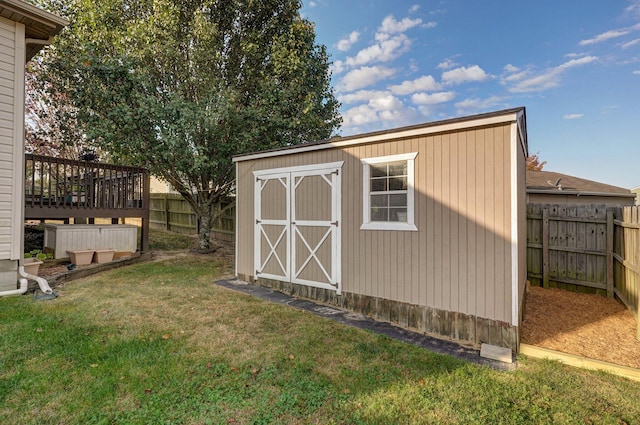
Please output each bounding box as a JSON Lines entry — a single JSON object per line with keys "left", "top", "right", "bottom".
{"left": 360, "top": 152, "right": 418, "bottom": 232}
{"left": 510, "top": 121, "right": 520, "bottom": 326}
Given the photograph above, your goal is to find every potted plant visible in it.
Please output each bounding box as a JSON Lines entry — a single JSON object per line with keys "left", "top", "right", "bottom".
{"left": 23, "top": 249, "right": 51, "bottom": 275}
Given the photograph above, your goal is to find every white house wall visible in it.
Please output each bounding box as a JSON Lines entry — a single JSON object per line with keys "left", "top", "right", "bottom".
{"left": 0, "top": 16, "right": 23, "bottom": 262}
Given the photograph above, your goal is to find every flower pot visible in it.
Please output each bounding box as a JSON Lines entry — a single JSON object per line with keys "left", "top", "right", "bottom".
{"left": 23, "top": 257, "right": 43, "bottom": 276}
{"left": 67, "top": 250, "right": 95, "bottom": 266}
{"left": 93, "top": 249, "right": 115, "bottom": 264}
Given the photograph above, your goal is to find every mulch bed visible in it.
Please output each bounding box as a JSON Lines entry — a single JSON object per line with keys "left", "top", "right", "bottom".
{"left": 521, "top": 286, "right": 640, "bottom": 369}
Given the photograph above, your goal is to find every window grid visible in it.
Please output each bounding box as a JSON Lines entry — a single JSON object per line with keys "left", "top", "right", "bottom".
{"left": 360, "top": 152, "right": 418, "bottom": 231}
{"left": 369, "top": 161, "right": 409, "bottom": 223}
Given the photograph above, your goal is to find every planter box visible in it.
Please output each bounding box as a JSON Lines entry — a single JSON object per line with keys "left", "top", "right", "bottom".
{"left": 22, "top": 258, "right": 43, "bottom": 276}
{"left": 67, "top": 250, "right": 95, "bottom": 266}
{"left": 93, "top": 249, "right": 115, "bottom": 264}
{"left": 44, "top": 224, "right": 137, "bottom": 259}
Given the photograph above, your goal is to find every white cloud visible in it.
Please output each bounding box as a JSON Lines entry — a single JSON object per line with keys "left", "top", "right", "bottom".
{"left": 336, "top": 31, "right": 360, "bottom": 52}
{"left": 437, "top": 59, "right": 458, "bottom": 70}
{"left": 558, "top": 55, "right": 598, "bottom": 69}
{"left": 502, "top": 70, "right": 530, "bottom": 82}
{"left": 345, "top": 33, "right": 412, "bottom": 67}
{"left": 621, "top": 38, "right": 640, "bottom": 48}
{"left": 422, "top": 21, "right": 438, "bottom": 29}
{"left": 309, "top": 1, "right": 317, "bottom": 7}
{"left": 501, "top": 64, "right": 530, "bottom": 84}
{"left": 340, "top": 90, "right": 391, "bottom": 104}
{"left": 388, "top": 75, "right": 441, "bottom": 95}
{"left": 509, "top": 73, "right": 559, "bottom": 92}
{"left": 507, "top": 56, "right": 597, "bottom": 93}
{"left": 580, "top": 29, "right": 629, "bottom": 46}
{"left": 369, "top": 94, "right": 404, "bottom": 111}
{"left": 378, "top": 15, "right": 422, "bottom": 36}
{"left": 503, "top": 64, "right": 519, "bottom": 73}
{"left": 634, "top": 70, "right": 640, "bottom": 74}
{"left": 342, "top": 104, "right": 379, "bottom": 127}
{"left": 338, "top": 66, "right": 396, "bottom": 92}
{"left": 341, "top": 102, "right": 420, "bottom": 133}
{"left": 454, "top": 96, "right": 506, "bottom": 115}
{"left": 334, "top": 12, "right": 435, "bottom": 75}
{"left": 563, "top": 114, "right": 584, "bottom": 120}
{"left": 625, "top": 0, "right": 640, "bottom": 17}
{"left": 411, "top": 91, "right": 456, "bottom": 105}
{"left": 409, "top": 4, "right": 420, "bottom": 13}
{"left": 441, "top": 65, "right": 489, "bottom": 85}
{"left": 331, "top": 60, "right": 346, "bottom": 74}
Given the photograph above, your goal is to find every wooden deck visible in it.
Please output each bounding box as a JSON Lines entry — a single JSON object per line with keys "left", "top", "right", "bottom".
{"left": 24, "top": 154, "right": 150, "bottom": 251}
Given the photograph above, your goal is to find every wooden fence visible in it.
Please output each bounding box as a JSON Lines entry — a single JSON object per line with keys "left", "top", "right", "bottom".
{"left": 613, "top": 207, "right": 640, "bottom": 336}
{"left": 149, "top": 193, "right": 235, "bottom": 242}
{"left": 527, "top": 204, "right": 639, "bottom": 338}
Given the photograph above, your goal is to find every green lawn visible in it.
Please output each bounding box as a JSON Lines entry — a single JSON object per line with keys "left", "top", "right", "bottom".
{"left": 1, "top": 255, "right": 639, "bottom": 424}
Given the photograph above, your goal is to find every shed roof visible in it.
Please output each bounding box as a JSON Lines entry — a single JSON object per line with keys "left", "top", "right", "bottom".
{"left": 526, "top": 170, "right": 634, "bottom": 198}
{"left": 0, "top": 0, "right": 68, "bottom": 60}
{"left": 233, "top": 107, "right": 526, "bottom": 162}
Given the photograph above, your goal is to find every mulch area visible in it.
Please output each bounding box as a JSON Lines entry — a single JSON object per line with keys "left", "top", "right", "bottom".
{"left": 521, "top": 286, "right": 640, "bottom": 369}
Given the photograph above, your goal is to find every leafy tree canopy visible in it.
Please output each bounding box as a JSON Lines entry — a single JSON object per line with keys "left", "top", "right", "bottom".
{"left": 32, "top": 0, "right": 341, "bottom": 248}
{"left": 526, "top": 151, "right": 547, "bottom": 171}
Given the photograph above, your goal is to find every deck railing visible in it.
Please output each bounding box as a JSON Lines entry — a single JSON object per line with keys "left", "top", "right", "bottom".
{"left": 25, "top": 154, "right": 149, "bottom": 217}
{"left": 24, "top": 154, "right": 150, "bottom": 250}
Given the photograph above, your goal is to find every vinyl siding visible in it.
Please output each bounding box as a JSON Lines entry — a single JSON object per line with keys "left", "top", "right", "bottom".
{"left": 0, "top": 16, "right": 16, "bottom": 260}
{"left": 237, "top": 122, "right": 518, "bottom": 324}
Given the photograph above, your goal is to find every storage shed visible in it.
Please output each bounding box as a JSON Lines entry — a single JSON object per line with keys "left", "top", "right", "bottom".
{"left": 234, "top": 107, "right": 529, "bottom": 351}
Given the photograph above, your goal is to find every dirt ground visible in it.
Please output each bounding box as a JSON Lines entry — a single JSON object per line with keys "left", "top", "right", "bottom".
{"left": 521, "top": 286, "right": 640, "bottom": 369}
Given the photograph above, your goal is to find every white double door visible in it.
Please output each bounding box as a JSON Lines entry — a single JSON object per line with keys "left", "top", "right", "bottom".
{"left": 254, "top": 162, "right": 342, "bottom": 294}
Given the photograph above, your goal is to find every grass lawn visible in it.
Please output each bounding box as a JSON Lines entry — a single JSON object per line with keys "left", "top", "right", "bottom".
{"left": 2, "top": 255, "right": 640, "bottom": 424}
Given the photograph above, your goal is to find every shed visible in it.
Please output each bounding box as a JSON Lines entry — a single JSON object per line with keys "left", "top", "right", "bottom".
{"left": 234, "top": 107, "right": 529, "bottom": 351}
{"left": 0, "top": 0, "right": 67, "bottom": 293}
{"left": 527, "top": 170, "right": 635, "bottom": 206}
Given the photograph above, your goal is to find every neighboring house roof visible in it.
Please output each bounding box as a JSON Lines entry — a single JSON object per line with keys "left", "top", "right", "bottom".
{"left": 526, "top": 170, "right": 635, "bottom": 198}
{"left": 0, "top": 0, "right": 69, "bottom": 60}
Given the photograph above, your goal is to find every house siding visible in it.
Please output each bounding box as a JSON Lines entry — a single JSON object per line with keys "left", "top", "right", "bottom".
{"left": 0, "top": 16, "right": 18, "bottom": 263}
{"left": 237, "top": 122, "right": 516, "bottom": 327}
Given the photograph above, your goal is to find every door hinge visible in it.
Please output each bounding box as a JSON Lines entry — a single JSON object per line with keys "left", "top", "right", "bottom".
{"left": 331, "top": 221, "right": 339, "bottom": 226}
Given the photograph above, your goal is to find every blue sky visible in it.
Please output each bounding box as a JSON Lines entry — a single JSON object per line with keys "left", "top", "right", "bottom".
{"left": 301, "top": 0, "right": 640, "bottom": 189}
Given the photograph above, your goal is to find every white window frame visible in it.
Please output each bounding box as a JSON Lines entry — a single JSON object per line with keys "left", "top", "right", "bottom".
{"left": 360, "top": 152, "right": 418, "bottom": 231}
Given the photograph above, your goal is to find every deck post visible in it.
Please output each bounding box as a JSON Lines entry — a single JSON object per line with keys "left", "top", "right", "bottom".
{"left": 141, "top": 171, "right": 150, "bottom": 252}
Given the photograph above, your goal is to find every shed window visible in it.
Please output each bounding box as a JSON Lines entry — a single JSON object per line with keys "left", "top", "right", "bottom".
{"left": 361, "top": 152, "right": 418, "bottom": 231}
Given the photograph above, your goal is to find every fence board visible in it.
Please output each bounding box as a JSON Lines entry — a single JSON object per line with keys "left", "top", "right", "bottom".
{"left": 149, "top": 193, "right": 235, "bottom": 241}
{"left": 528, "top": 204, "right": 609, "bottom": 295}
{"left": 528, "top": 203, "right": 639, "bottom": 340}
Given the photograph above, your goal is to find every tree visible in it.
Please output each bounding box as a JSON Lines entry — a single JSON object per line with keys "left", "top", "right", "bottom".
{"left": 35, "top": 0, "right": 342, "bottom": 249}
{"left": 526, "top": 151, "right": 547, "bottom": 171}
{"left": 25, "top": 59, "right": 95, "bottom": 159}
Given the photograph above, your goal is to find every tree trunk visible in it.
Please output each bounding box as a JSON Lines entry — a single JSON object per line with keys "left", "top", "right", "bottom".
{"left": 197, "top": 210, "right": 212, "bottom": 250}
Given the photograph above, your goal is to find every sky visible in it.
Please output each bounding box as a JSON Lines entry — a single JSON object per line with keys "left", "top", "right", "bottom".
{"left": 301, "top": 0, "right": 640, "bottom": 189}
